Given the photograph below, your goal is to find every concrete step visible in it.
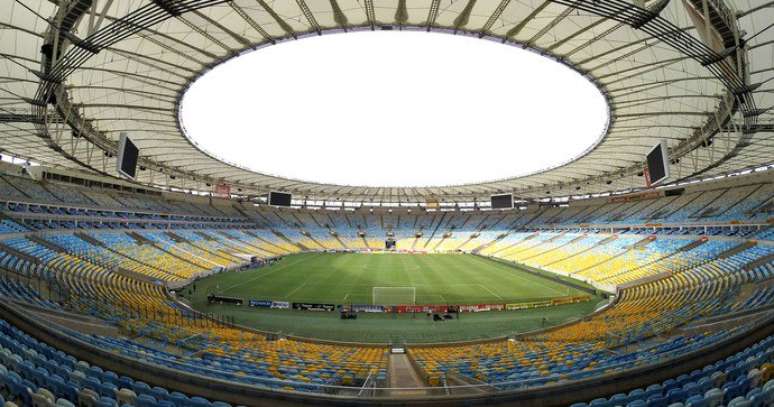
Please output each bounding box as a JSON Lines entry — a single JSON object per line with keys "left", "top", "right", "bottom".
{"left": 387, "top": 353, "right": 428, "bottom": 397}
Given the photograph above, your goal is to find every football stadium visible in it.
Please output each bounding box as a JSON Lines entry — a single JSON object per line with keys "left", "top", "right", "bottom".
{"left": 0, "top": 1, "right": 773, "bottom": 407}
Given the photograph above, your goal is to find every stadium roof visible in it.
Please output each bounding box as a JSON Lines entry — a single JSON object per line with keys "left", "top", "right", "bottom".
{"left": 1, "top": 0, "right": 772, "bottom": 203}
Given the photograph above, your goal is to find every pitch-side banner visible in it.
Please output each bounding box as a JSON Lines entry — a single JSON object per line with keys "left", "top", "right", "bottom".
{"left": 248, "top": 299, "right": 272, "bottom": 308}
{"left": 347, "top": 304, "right": 385, "bottom": 313}
{"left": 292, "top": 302, "right": 335, "bottom": 311}
{"left": 460, "top": 304, "right": 505, "bottom": 312}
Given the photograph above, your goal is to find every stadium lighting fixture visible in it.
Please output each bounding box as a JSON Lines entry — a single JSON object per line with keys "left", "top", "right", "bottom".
{"left": 180, "top": 31, "right": 609, "bottom": 187}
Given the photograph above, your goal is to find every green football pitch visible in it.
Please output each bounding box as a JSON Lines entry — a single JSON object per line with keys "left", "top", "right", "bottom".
{"left": 190, "top": 252, "right": 586, "bottom": 305}
{"left": 181, "top": 253, "right": 605, "bottom": 343}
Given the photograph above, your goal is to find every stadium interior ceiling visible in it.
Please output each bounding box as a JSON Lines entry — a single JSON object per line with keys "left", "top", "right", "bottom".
{"left": 0, "top": 0, "right": 772, "bottom": 205}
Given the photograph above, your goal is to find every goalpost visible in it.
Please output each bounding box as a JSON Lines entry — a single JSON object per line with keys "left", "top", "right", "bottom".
{"left": 372, "top": 287, "right": 416, "bottom": 305}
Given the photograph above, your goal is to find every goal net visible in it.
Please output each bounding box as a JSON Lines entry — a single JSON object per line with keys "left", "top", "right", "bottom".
{"left": 372, "top": 287, "right": 416, "bottom": 305}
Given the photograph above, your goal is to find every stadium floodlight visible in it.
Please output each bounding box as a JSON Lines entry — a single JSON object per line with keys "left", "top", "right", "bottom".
{"left": 372, "top": 287, "right": 416, "bottom": 305}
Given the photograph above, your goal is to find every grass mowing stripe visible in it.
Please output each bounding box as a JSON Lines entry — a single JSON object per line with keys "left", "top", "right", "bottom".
{"left": 185, "top": 252, "right": 604, "bottom": 343}
{"left": 284, "top": 280, "right": 310, "bottom": 299}
{"left": 216, "top": 254, "right": 310, "bottom": 294}
{"left": 197, "top": 252, "right": 593, "bottom": 305}
{"left": 470, "top": 255, "right": 568, "bottom": 297}
{"left": 478, "top": 283, "right": 503, "bottom": 300}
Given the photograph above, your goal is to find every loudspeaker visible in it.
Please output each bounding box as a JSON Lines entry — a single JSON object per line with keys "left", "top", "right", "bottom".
{"left": 665, "top": 188, "right": 684, "bottom": 197}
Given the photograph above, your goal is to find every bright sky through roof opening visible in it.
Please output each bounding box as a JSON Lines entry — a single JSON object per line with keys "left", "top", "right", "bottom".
{"left": 180, "top": 31, "right": 609, "bottom": 188}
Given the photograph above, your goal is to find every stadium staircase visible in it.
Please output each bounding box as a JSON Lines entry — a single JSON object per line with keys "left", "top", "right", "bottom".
{"left": 457, "top": 214, "right": 472, "bottom": 229}
{"left": 601, "top": 239, "right": 702, "bottom": 285}
{"left": 74, "top": 232, "right": 185, "bottom": 280}
{"left": 182, "top": 237, "right": 242, "bottom": 264}
{"left": 680, "top": 283, "right": 774, "bottom": 335}
{"left": 562, "top": 205, "right": 593, "bottom": 224}
{"left": 718, "top": 241, "right": 757, "bottom": 259}
{"left": 747, "top": 196, "right": 773, "bottom": 218}
{"left": 307, "top": 213, "right": 325, "bottom": 229}
{"left": 301, "top": 231, "right": 328, "bottom": 251}
{"left": 517, "top": 209, "right": 545, "bottom": 227}
{"left": 655, "top": 193, "right": 703, "bottom": 220}
{"left": 632, "top": 235, "right": 657, "bottom": 248}
{"left": 164, "top": 232, "right": 187, "bottom": 243}
{"left": 431, "top": 233, "right": 449, "bottom": 251}
{"left": 194, "top": 231, "right": 256, "bottom": 259}
{"left": 541, "top": 235, "right": 615, "bottom": 267}
{"left": 0, "top": 174, "right": 29, "bottom": 198}
{"left": 19, "top": 302, "right": 119, "bottom": 337}
{"left": 240, "top": 230, "right": 287, "bottom": 255}
{"left": 193, "top": 231, "right": 216, "bottom": 242}
{"left": 0, "top": 267, "right": 63, "bottom": 308}
{"left": 471, "top": 214, "right": 492, "bottom": 230}
{"left": 577, "top": 203, "right": 618, "bottom": 223}
{"left": 616, "top": 270, "right": 673, "bottom": 290}
{"left": 504, "top": 234, "right": 554, "bottom": 258}
{"left": 330, "top": 231, "right": 350, "bottom": 250}
{"left": 387, "top": 353, "right": 428, "bottom": 396}
{"left": 679, "top": 238, "right": 709, "bottom": 252}
{"left": 343, "top": 213, "right": 355, "bottom": 228}
{"left": 521, "top": 232, "right": 581, "bottom": 261}
{"left": 443, "top": 372, "right": 495, "bottom": 395}
{"left": 288, "top": 214, "right": 308, "bottom": 229}
{"left": 570, "top": 238, "right": 641, "bottom": 275}
{"left": 358, "top": 232, "right": 371, "bottom": 250}
{"left": 490, "top": 232, "right": 537, "bottom": 256}
{"left": 423, "top": 212, "right": 447, "bottom": 249}
{"left": 743, "top": 252, "right": 774, "bottom": 272}
{"left": 709, "top": 183, "right": 765, "bottom": 218}
{"left": 248, "top": 210, "right": 274, "bottom": 228}
{"left": 453, "top": 232, "right": 479, "bottom": 251}
{"left": 470, "top": 233, "right": 507, "bottom": 254}
{"left": 271, "top": 230, "right": 308, "bottom": 251}
{"left": 231, "top": 203, "right": 253, "bottom": 220}
{"left": 0, "top": 241, "right": 42, "bottom": 267}
{"left": 216, "top": 234, "right": 276, "bottom": 258}
{"left": 143, "top": 239, "right": 209, "bottom": 271}
{"left": 26, "top": 235, "right": 156, "bottom": 284}
{"left": 544, "top": 231, "right": 568, "bottom": 243}
{"left": 689, "top": 189, "right": 731, "bottom": 219}
{"left": 410, "top": 234, "right": 421, "bottom": 251}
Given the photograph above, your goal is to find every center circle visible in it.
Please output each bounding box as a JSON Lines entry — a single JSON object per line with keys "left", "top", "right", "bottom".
{"left": 179, "top": 30, "right": 609, "bottom": 188}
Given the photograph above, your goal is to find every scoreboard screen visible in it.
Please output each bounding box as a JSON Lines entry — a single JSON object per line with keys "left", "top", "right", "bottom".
{"left": 646, "top": 141, "right": 670, "bottom": 186}
{"left": 117, "top": 132, "right": 139, "bottom": 179}
{"left": 269, "top": 192, "right": 292, "bottom": 206}
{"left": 491, "top": 194, "right": 513, "bottom": 209}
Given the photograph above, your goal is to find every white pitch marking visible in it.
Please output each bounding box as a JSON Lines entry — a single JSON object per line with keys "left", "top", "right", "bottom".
{"left": 284, "top": 280, "right": 309, "bottom": 298}
{"left": 479, "top": 284, "right": 503, "bottom": 300}
{"left": 218, "top": 258, "right": 298, "bottom": 293}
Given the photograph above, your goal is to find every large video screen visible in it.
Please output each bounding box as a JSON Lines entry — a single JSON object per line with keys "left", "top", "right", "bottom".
{"left": 117, "top": 132, "right": 139, "bottom": 179}
{"left": 269, "top": 192, "right": 292, "bottom": 207}
{"left": 491, "top": 194, "right": 513, "bottom": 209}
{"left": 646, "top": 141, "right": 670, "bottom": 186}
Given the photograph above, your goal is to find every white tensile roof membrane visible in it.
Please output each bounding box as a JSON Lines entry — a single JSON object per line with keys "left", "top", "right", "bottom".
{"left": 0, "top": 0, "right": 771, "bottom": 202}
